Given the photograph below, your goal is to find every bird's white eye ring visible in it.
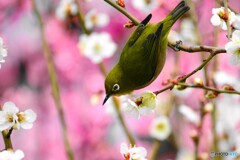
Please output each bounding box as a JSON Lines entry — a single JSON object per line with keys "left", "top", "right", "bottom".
{"left": 112, "top": 84, "right": 120, "bottom": 92}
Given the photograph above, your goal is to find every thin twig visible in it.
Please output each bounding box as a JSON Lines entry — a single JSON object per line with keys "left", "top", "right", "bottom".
{"left": 223, "top": 0, "right": 232, "bottom": 40}
{"left": 104, "top": 0, "right": 140, "bottom": 25}
{"left": 74, "top": 0, "right": 90, "bottom": 35}
{"left": 168, "top": 40, "right": 226, "bottom": 54}
{"left": 154, "top": 52, "right": 220, "bottom": 95}
{"left": 216, "top": 0, "right": 237, "bottom": 13}
{"left": 32, "top": 1, "right": 74, "bottom": 159}
{"left": 149, "top": 140, "right": 161, "bottom": 160}
{"left": 2, "top": 130, "right": 13, "bottom": 149}
{"left": 176, "top": 82, "right": 240, "bottom": 95}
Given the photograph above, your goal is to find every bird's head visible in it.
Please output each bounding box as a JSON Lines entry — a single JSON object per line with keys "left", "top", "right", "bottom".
{"left": 103, "top": 66, "right": 130, "bottom": 105}
{"left": 103, "top": 70, "right": 122, "bottom": 105}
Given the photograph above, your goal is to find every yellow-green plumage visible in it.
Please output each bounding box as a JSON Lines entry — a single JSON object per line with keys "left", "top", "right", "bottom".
{"left": 103, "top": 1, "right": 190, "bottom": 104}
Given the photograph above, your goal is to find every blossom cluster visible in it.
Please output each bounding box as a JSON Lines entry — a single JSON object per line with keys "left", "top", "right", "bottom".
{"left": 210, "top": 7, "right": 240, "bottom": 65}
{"left": 0, "top": 101, "right": 36, "bottom": 160}
{"left": 0, "top": 101, "right": 36, "bottom": 131}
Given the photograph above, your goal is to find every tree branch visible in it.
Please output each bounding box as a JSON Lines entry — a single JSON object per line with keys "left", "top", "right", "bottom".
{"left": 154, "top": 52, "right": 220, "bottom": 95}
{"left": 32, "top": 1, "right": 74, "bottom": 159}
{"left": 176, "top": 82, "right": 240, "bottom": 95}
{"left": 104, "top": 0, "right": 140, "bottom": 25}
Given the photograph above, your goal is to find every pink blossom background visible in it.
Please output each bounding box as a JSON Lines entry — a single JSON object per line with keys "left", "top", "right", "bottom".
{"left": 0, "top": 0, "right": 240, "bottom": 160}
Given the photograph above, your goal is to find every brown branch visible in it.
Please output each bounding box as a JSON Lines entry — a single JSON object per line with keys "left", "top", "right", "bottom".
{"left": 104, "top": 0, "right": 140, "bottom": 25}
{"left": 154, "top": 52, "right": 220, "bottom": 95}
{"left": 168, "top": 40, "right": 226, "bottom": 54}
{"left": 2, "top": 130, "right": 13, "bottom": 150}
{"left": 176, "top": 82, "right": 240, "bottom": 95}
{"left": 32, "top": 1, "right": 74, "bottom": 159}
{"left": 223, "top": 0, "right": 232, "bottom": 40}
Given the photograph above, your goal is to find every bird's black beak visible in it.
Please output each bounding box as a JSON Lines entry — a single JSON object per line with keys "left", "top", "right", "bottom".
{"left": 103, "top": 94, "right": 111, "bottom": 105}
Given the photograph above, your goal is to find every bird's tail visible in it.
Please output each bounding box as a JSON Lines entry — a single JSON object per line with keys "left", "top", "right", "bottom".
{"left": 158, "top": 1, "right": 189, "bottom": 37}
{"left": 168, "top": 1, "right": 190, "bottom": 24}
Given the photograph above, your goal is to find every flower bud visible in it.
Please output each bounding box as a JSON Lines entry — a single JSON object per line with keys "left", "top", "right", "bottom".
{"left": 222, "top": 84, "right": 235, "bottom": 91}
{"left": 123, "top": 21, "right": 134, "bottom": 28}
{"left": 162, "top": 79, "right": 171, "bottom": 85}
{"left": 176, "top": 75, "right": 186, "bottom": 82}
{"left": 205, "top": 91, "right": 219, "bottom": 99}
{"left": 194, "top": 78, "right": 204, "bottom": 86}
{"left": 174, "top": 84, "right": 187, "bottom": 90}
{"left": 116, "top": 0, "right": 125, "bottom": 8}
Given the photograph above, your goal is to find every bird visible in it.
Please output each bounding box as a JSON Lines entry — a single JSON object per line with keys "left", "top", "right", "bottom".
{"left": 103, "top": 1, "right": 190, "bottom": 105}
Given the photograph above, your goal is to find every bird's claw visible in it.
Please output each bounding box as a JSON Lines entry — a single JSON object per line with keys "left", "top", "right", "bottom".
{"left": 172, "top": 40, "right": 182, "bottom": 52}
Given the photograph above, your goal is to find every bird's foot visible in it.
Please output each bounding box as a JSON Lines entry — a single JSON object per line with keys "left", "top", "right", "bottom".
{"left": 172, "top": 40, "right": 182, "bottom": 52}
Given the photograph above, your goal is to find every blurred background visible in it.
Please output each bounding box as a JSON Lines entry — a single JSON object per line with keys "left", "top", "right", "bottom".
{"left": 0, "top": 0, "right": 240, "bottom": 159}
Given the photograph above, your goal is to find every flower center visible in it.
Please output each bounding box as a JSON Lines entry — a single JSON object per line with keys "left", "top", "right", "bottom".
{"left": 6, "top": 113, "right": 14, "bottom": 122}
{"left": 93, "top": 43, "right": 102, "bottom": 53}
{"left": 156, "top": 123, "right": 165, "bottom": 131}
{"left": 91, "top": 15, "right": 98, "bottom": 25}
{"left": 17, "top": 113, "right": 26, "bottom": 122}
{"left": 218, "top": 10, "right": 229, "bottom": 21}
{"left": 144, "top": 0, "right": 152, "bottom": 4}
{"left": 123, "top": 153, "right": 130, "bottom": 160}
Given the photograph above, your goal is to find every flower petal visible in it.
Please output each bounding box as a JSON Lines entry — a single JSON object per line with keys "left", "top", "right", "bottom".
{"left": 2, "top": 102, "right": 19, "bottom": 114}
{"left": 210, "top": 14, "right": 221, "bottom": 26}
{"left": 120, "top": 143, "right": 129, "bottom": 155}
{"left": 229, "top": 54, "right": 240, "bottom": 65}
{"left": 24, "top": 109, "right": 37, "bottom": 123}
{"left": 232, "top": 30, "right": 240, "bottom": 42}
{"left": 225, "top": 42, "right": 240, "bottom": 54}
{"left": 20, "top": 122, "right": 33, "bottom": 129}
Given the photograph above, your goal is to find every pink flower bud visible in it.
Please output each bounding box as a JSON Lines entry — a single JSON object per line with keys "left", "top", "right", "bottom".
{"left": 116, "top": 0, "right": 125, "bottom": 8}
{"left": 123, "top": 21, "right": 134, "bottom": 28}
{"left": 222, "top": 84, "right": 235, "bottom": 91}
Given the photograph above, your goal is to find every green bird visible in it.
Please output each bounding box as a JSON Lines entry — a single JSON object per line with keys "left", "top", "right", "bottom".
{"left": 103, "top": 1, "right": 189, "bottom": 105}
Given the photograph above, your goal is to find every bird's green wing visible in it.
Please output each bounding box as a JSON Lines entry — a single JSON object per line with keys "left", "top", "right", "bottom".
{"left": 119, "top": 23, "right": 164, "bottom": 88}
{"left": 141, "top": 23, "right": 164, "bottom": 79}
{"left": 127, "top": 14, "right": 152, "bottom": 46}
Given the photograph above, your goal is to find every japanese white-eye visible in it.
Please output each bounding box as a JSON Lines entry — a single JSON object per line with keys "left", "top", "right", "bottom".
{"left": 103, "top": 1, "right": 190, "bottom": 105}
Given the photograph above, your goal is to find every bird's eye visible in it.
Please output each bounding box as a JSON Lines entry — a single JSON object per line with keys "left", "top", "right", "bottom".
{"left": 112, "top": 84, "right": 120, "bottom": 92}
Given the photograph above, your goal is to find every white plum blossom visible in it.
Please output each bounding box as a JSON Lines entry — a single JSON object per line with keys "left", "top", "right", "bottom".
{"left": 120, "top": 143, "right": 147, "bottom": 160}
{"left": 56, "top": 0, "right": 78, "bottom": 20}
{"left": 178, "top": 104, "right": 200, "bottom": 125}
{"left": 122, "top": 91, "right": 158, "bottom": 119}
{"left": 150, "top": 115, "right": 171, "bottom": 140}
{"left": 131, "top": 0, "right": 158, "bottom": 13}
{"left": 233, "top": 14, "right": 240, "bottom": 30}
{"left": 0, "top": 101, "right": 37, "bottom": 131}
{"left": 78, "top": 32, "right": 117, "bottom": 63}
{"left": 0, "top": 37, "right": 7, "bottom": 68}
{"left": 85, "top": 9, "right": 109, "bottom": 30}
{"left": 0, "top": 149, "right": 24, "bottom": 160}
{"left": 225, "top": 30, "right": 240, "bottom": 65}
{"left": 210, "top": 7, "right": 236, "bottom": 30}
